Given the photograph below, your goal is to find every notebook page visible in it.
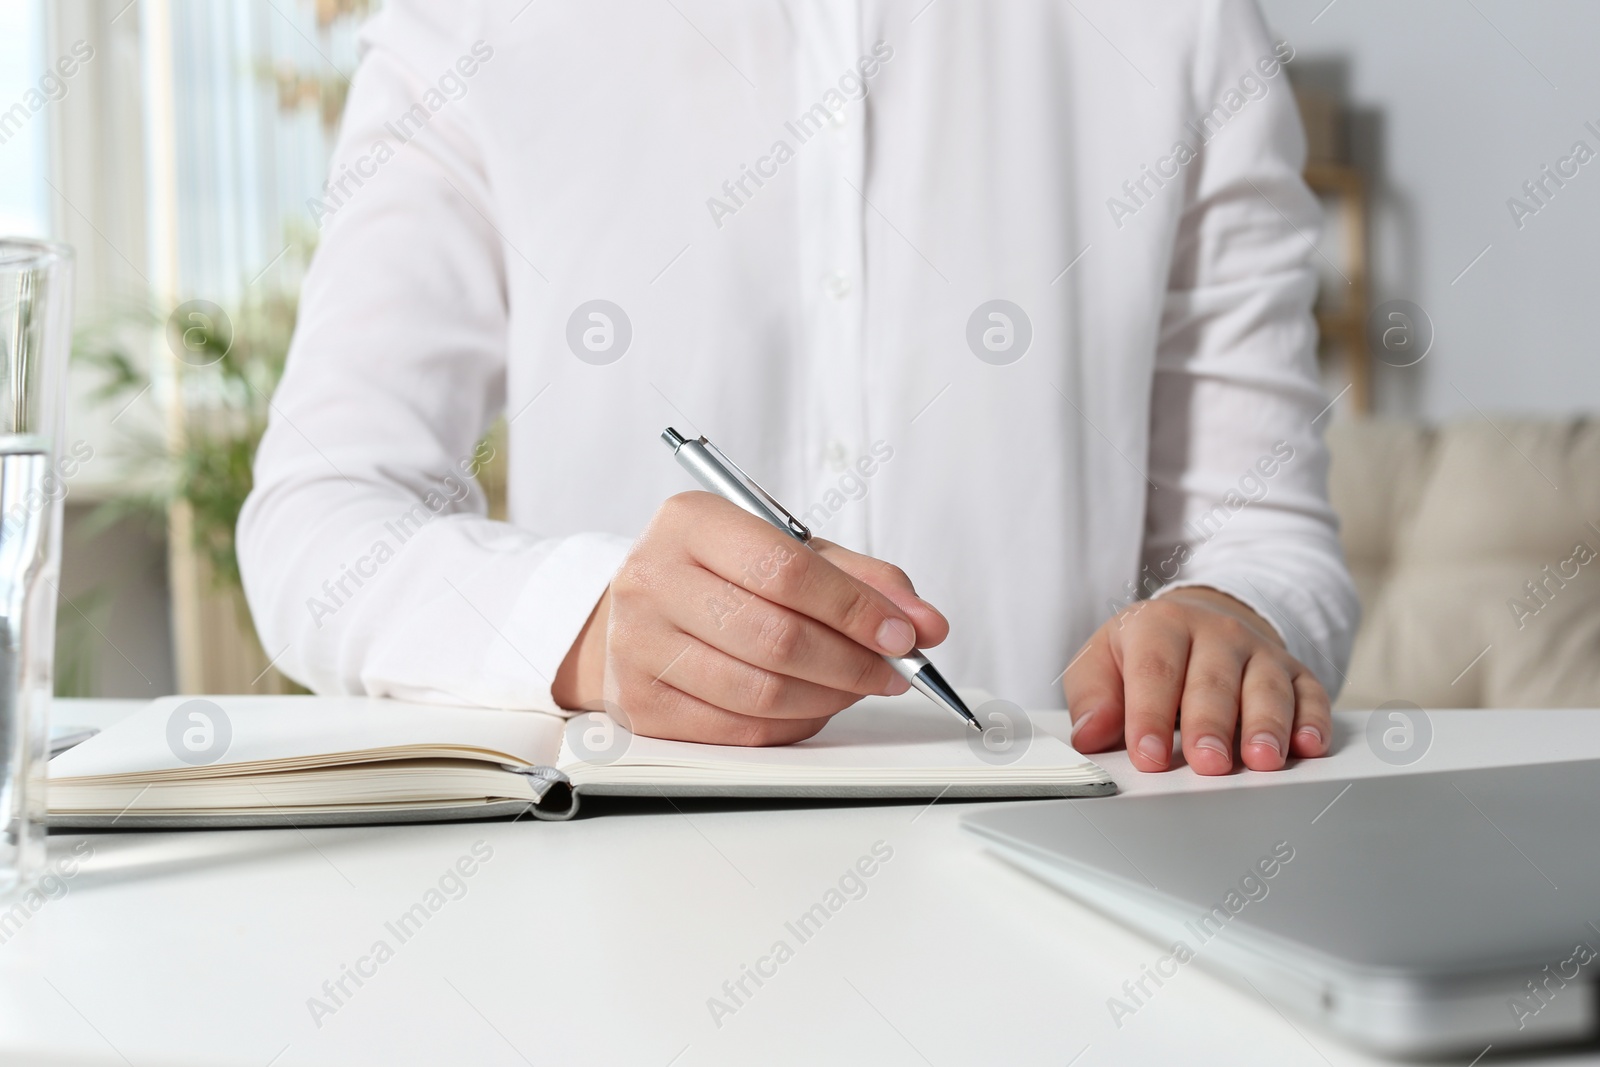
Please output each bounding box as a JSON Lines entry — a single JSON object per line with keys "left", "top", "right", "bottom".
{"left": 49, "top": 696, "right": 566, "bottom": 781}
{"left": 560, "top": 693, "right": 1099, "bottom": 783}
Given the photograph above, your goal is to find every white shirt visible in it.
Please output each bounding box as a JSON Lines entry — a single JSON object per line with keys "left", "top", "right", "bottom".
{"left": 238, "top": 0, "right": 1359, "bottom": 712}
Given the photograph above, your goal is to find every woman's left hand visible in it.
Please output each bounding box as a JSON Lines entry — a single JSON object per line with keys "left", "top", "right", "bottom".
{"left": 1062, "top": 586, "right": 1331, "bottom": 775}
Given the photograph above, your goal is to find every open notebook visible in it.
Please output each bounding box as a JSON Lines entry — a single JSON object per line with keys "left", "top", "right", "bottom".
{"left": 47, "top": 693, "right": 1114, "bottom": 827}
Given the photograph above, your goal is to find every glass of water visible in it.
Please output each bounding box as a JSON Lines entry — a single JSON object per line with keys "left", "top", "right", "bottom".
{"left": 0, "top": 240, "right": 72, "bottom": 896}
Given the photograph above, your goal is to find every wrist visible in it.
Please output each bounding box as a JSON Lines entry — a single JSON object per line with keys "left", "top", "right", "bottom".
{"left": 552, "top": 586, "right": 611, "bottom": 710}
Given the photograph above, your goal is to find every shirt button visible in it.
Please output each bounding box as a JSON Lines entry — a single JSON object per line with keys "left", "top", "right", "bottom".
{"left": 825, "top": 440, "right": 850, "bottom": 472}
{"left": 828, "top": 107, "right": 847, "bottom": 128}
{"left": 823, "top": 271, "right": 851, "bottom": 299}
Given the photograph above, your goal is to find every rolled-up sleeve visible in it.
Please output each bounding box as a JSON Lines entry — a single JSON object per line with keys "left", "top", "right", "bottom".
{"left": 1142, "top": 0, "right": 1360, "bottom": 696}
{"left": 236, "top": 6, "right": 629, "bottom": 710}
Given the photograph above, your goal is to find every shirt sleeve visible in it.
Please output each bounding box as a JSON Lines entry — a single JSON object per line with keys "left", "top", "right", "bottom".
{"left": 236, "top": 5, "right": 630, "bottom": 710}
{"left": 1142, "top": 0, "right": 1361, "bottom": 697}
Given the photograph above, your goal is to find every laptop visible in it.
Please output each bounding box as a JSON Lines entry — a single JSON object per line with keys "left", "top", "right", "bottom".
{"left": 962, "top": 760, "right": 1600, "bottom": 1057}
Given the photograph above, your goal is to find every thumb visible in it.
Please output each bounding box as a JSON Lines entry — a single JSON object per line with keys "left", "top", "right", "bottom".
{"left": 811, "top": 539, "right": 950, "bottom": 648}
{"left": 1061, "top": 632, "right": 1126, "bottom": 753}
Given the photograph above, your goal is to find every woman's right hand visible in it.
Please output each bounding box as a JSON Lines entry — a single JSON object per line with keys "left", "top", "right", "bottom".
{"left": 551, "top": 491, "right": 949, "bottom": 746}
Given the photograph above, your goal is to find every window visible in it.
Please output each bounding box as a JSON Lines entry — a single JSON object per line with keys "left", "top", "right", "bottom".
{"left": 0, "top": 0, "right": 51, "bottom": 237}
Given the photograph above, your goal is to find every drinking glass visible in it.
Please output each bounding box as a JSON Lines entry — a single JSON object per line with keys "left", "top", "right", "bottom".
{"left": 0, "top": 239, "right": 72, "bottom": 896}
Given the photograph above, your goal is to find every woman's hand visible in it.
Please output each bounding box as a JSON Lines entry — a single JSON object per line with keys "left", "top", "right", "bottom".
{"left": 1062, "top": 586, "right": 1331, "bottom": 774}
{"left": 552, "top": 492, "right": 949, "bottom": 746}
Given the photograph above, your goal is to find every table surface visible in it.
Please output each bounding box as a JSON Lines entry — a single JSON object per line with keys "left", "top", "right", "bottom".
{"left": 3, "top": 699, "right": 1597, "bottom": 1067}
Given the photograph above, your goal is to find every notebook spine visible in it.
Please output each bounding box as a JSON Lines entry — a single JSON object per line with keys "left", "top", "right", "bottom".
{"left": 509, "top": 765, "right": 580, "bottom": 821}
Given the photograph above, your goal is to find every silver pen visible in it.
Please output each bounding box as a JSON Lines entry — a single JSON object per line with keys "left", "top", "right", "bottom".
{"left": 662, "top": 427, "right": 980, "bottom": 731}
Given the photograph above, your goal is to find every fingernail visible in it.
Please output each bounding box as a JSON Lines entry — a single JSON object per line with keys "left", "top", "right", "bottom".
{"left": 1070, "top": 709, "right": 1098, "bottom": 739}
{"left": 1195, "top": 735, "right": 1230, "bottom": 761}
{"left": 1250, "top": 732, "right": 1283, "bottom": 757}
{"left": 882, "top": 672, "right": 911, "bottom": 696}
{"left": 1296, "top": 726, "right": 1323, "bottom": 748}
{"left": 1136, "top": 734, "right": 1169, "bottom": 768}
{"left": 875, "top": 617, "right": 916, "bottom": 655}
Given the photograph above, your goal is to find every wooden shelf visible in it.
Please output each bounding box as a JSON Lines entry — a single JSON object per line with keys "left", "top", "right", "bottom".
{"left": 1304, "top": 162, "right": 1371, "bottom": 415}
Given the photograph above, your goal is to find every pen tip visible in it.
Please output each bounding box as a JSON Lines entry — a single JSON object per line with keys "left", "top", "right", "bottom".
{"left": 912, "top": 662, "right": 981, "bottom": 731}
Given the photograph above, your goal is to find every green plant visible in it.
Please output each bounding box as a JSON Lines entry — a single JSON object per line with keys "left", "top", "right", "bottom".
{"left": 77, "top": 250, "right": 306, "bottom": 594}
{"left": 61, "top": 265, "right": 306, "bottom": 696}
{"left": 53, "top": 586, "right": 112, "bottom": 699}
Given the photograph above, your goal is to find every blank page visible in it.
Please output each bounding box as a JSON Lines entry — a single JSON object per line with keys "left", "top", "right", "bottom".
{"left": 561, "top": 693, "right": 1105, "bottom": 787}
{"left": 49, "top": 696, "right": 566, "bottom": 781}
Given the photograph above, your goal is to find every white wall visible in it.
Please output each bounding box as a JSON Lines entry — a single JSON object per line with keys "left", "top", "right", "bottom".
{"left": 1258, "top": 0, "right": 1600, "bottom": 419}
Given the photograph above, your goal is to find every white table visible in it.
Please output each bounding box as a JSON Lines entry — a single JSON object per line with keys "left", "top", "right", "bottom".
{"left": 3, "top": 700, "right": 1596, "bottom": 1067}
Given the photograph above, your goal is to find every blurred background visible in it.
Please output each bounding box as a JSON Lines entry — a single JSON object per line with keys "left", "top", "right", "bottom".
{"left": 6, "top": 0, "right": 1599, "bottom": 708}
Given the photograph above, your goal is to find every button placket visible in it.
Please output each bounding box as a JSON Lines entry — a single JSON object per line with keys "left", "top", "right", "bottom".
{"left": 793, "top": 0, "right": 868, "bottom": 547}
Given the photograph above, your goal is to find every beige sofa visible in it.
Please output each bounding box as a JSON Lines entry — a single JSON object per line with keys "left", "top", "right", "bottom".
{"left": 1326, "top": 418, "right": 1600, "bottom": 709}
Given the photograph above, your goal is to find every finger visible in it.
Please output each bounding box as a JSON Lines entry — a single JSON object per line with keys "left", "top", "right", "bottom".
{"left": 645, "top": 629, "right": 884, "bottom": 720}
{"left": 1177, "top": 638, "right": 1247, "bottom": 776}
{"left": 1239, "top": 654, "right": 1297, "bottom": 771}
{"left": 1115, "top": 603, "right": 1192, "bottom": 771}
{"left": 812, "top": 540, "right": 950, "bottom": 648}
{"left": 1289, "top": 671, "right": 1332, "bottom": 758}
{"left": 665, "top": 566, "right": 904, "bottom": 696}
{"left": 681, "top": 501, "right": 919, "bottom": 656}
{"left": 1061, "top": 632, "right": 1125, "bottom": 753}
{"left": 614, "top": 667, "right": 833, "bottom": 746}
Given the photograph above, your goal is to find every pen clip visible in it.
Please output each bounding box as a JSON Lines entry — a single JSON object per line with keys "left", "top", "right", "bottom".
{"left": 699, "top": 437, "right": 812, "bottom": 542}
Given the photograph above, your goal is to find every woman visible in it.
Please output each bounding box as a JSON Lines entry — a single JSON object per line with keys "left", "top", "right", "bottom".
{"left": 239, "top": 0, "right": 1357, "bottom": 775}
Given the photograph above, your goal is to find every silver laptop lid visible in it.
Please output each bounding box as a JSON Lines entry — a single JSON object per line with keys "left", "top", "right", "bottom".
{"left": 963, "top": 760, "right": 1600, "bottom": 981}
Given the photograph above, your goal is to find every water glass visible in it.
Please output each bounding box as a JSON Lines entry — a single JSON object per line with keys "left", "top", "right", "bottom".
{"left": 0, "top": 239, "right": 73, "bottom": 896}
